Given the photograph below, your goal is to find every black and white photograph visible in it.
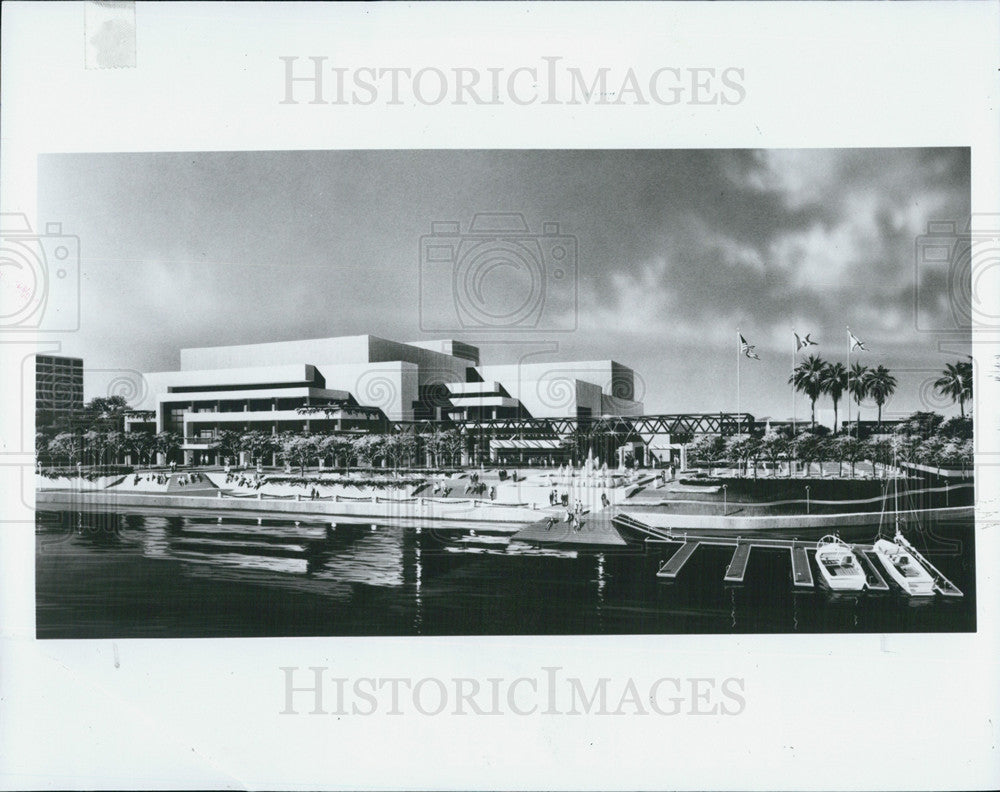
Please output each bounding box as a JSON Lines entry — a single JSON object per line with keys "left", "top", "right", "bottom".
{"left": 31, "top": 147, "right": 977, "bottom": 638}
{"left": 1, "top": 3, "right": 998, "bottom": 791}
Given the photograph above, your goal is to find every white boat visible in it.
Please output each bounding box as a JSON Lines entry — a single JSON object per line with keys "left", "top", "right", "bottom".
{"left": 814, "top": 535, "right": 866, "bottom": 591}
{"left": 873, "top": 533, "right": 936, "bottom": 596}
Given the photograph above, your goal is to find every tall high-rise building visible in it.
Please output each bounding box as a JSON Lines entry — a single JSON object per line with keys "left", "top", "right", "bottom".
{"left": 36, "top": 354, "right": 84, "bottom": 427}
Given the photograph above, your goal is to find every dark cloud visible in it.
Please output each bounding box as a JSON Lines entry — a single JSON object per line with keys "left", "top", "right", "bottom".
{"left": 39, "top": 148, "right": 970, "bottom": 417}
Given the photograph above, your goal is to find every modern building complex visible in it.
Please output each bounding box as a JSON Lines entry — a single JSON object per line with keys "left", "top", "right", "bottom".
{"left": 35, "top": 354, "right": 84, "bottom": 428}
{"left": 134, "top": 334, "right": 655, "bottom": 464}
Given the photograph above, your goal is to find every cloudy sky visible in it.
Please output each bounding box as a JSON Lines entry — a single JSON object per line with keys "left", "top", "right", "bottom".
{"left": 39, "top": 148, "right": 970, "bottom": 421}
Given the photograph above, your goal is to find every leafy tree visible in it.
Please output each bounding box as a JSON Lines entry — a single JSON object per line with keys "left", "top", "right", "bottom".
{"left": 833, "top": 435, "right": 864, "bottom": 478}
{"left": 686, "top": 434, "right": 726, "bottom": 467}
{"left": 820, "top": 361, "right": 849, "bottom": 433}
{"left": 790, "top": 433, "right": 821, "bottom": 477}
{"left": 103, "top": 431, "right": 127, "bottom": 466}
{"left": 83, "top": 395, "right": 132, "bottom": 431}
{"left": 895, "top": 411, "right": 944, "bottom": 440}
{"left": 48, "top": 432, "right": 81, "bottom": 465}
{"left": 938, "top": 415, "right": 973, "bottom": 440}
{"left": 213, "top": 430, "right": 244, "bottom": 465}
{"left": 153, "top": 431, "right": 181, "bottom": 465}
{"left": 350, "top": 434, "right": 382, "bottom": 468}
{"left": 726, "top": 436, "right": 761, "bottom": 478}
{"left": 864, "top": 438, "right": 893, "bottom": 478}
{"left": 789, "top": 354, "right": 827, "bottom": 429}
{"left": 440, "top": 429, "right": 466, "bottom": 467}
{"left": 239, "top": 431, "right": 276, "bottom": 467}
{"left": 318, "top": 433, "right": 354, "bottom": 469}
{"left": 866, "top": 366, "right": 897, "bottom": 429}
{"left": 381, "top": 432, "right": 417, "bottom": 469}
{"left": 424, "top": 427, "right": 465, "bottom": 468}
{"left": 760, "top": 433, "right": 789, "bottom": 477}
{"left": 127, "top": 432, "right": 155, "bottom": 468}
{"left": 284, "top": 433, "right": 323, "bottom": 474}
{"left": 915, "top": 436, "right": 946, "bottom": 467}
{"left": 934, "top": 360, "right": 973, "bottom": 418}
{"left": 82, "top": 430, "right": 105, "bottom": 466}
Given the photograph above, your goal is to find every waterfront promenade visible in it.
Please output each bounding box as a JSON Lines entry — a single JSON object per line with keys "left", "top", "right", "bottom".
{"left": 36, "top": 462, "right": 975, "bottom": 546}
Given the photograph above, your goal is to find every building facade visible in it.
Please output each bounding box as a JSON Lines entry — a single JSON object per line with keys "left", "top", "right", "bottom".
{"left": 35, "top": 354, "right": 84, "bottom": 428}
{"left": 134, "top": 335, "right": 645, "bottom": 464}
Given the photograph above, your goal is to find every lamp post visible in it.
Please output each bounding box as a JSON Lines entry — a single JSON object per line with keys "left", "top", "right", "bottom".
{"left": 722, "top": 484, "right": 728, "bottom": 517}
{"left": 805, "top": 485, "right": 811, "bottom": 514}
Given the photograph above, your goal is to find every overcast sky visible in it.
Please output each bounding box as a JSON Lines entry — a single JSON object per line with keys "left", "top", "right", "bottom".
{"left": 39, "top": 148, "right": 970, "bottom": 421}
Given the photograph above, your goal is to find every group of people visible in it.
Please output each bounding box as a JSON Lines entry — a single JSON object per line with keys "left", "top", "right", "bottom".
{"left": 173, "top": 472, "right": 205, "bottom": 487}
{"left": 129, "top": 471, "right": 205, "bottom": 487}
{"left": 224, "top": 471, "right": 265, "bottom": 490}
{"left": 546, "top": 488, "right": 612, "bottom": 511}
{"left": 430, "top": 481, "right": 454, "bottom": 497}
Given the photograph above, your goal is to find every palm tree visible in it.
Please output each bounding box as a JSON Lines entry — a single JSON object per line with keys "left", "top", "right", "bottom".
{"left": 820, "top": 361, "right": 848, "bottom": 434}
{"left": 934, "top": 360, "right": 973, "bottom": 418}
{"left": 847, "top": 362, "right": 870, "bottom": 434}
{"left": 866, "top": 366, "right": 897, "bottom": 429}
{"left": 789, "top": 354, "right": 827, "bottom": 429}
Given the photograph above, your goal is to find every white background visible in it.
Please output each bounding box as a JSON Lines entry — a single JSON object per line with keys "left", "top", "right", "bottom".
{"left": 2, "top": 2, "right": 998, "bottom": 789}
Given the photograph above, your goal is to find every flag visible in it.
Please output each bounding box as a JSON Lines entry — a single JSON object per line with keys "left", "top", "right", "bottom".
{"left": 795, "top": 332, "right": 818, "bottom": 351}
{"left": 849, "top": 330, "right": 868, "bottom": 351}
{"left": 740, "top": 334, "right": 760, "bottom": 360}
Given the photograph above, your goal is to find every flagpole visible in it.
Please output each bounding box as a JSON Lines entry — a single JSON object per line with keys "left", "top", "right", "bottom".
{"left": 736, "top": 327, "right": 741, "bottom": 437}
{"left": 791, "top": 329, "right": 797, "bottom": 437}
{"left": 846, "top": 325, "right": 851, "bottom": 439}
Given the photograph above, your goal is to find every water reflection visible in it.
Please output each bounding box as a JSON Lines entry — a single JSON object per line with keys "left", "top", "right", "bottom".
{"left": 35, "top": 509, "right": 977, "bottom": 638}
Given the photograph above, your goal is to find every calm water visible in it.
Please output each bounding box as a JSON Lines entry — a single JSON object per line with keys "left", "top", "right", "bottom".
{"left": 36, "top": 509, "right": 976, "bottom": 638}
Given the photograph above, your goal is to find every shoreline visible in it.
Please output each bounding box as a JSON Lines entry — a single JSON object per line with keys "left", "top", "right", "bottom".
{"left": 35, "top": 489, "right": 548, "bottom": 530}
{"left": 36, "top": 489, "right": 975, "bottom": 547}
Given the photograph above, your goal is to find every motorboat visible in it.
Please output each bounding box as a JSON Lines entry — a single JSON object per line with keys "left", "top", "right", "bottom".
{"left": 872, "top": 533, "right": 936, "bottom": 596}
{"left": 814, "top": 535, "right": 866, "bottom": 591}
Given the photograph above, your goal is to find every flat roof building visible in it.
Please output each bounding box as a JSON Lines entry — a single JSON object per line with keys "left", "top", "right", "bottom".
{"left": 135, "top": 335, "right": 644, "bottom": 461}
{"left": 36, "top": 354, "right": 84, "bottom": 428}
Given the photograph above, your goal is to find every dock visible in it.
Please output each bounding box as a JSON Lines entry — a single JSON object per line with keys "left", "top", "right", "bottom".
{"left": 657, "top": 541, "right": 700, "bottom": 578}
{"left": 853, "top": 550, "right": 890, "bottom": 591}
{"left": 511, "top": 512, "right": 628, "bottom": 547}
{"left": 621, "top": 514, "right": 964, "bottom": 596}
{"left": 790, "top": 543, "right": 813, "bottom": 587}
{"left": 724, "top": 542, "right": 752, "bottom": 583}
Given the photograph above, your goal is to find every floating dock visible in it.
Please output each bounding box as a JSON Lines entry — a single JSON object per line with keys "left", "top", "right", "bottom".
{"left": 657, "top": 541, "right": 700, "bottom": 578}
{"left": 790, "top": 543, "right": 813, "bottom": 587}
{"left": 724, "top": 542, "right": 752, "bottom": 583}
{"left": 511, "top": 512, "right": 628, "bottom": 547}
{"left": 620, "top": 514, "right": 963, "bottom": 595}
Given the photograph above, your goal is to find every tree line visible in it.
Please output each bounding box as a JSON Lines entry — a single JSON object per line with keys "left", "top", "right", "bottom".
{"left": 790, "top": 357, "right": 972, "bottom": 431}
{"left": 687, "top": 410, "right": 972, "bottom": 477}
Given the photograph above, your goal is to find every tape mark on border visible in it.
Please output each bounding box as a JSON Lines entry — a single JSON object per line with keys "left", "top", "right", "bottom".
{"left": 85, "top": 1, "right": 136, "bottom": 70}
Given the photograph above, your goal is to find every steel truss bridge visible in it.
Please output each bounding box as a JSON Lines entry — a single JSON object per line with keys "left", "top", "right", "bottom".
{"left": 391, "top": 413, "right": 755, "bottom": 439}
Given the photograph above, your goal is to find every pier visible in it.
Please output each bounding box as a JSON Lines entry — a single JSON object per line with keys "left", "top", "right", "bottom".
{"left": 724, "top": 542, "right": 752, "bottom": 583}
{"left": 790, "top": 543, "right": 813, "bottom": 587}
{"left": 619, "top": 514, "right": 963, "bottom": 595}
{"left": 657, "top": 541, "right": 700, "bottom": 578}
